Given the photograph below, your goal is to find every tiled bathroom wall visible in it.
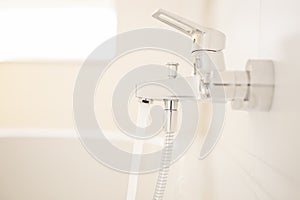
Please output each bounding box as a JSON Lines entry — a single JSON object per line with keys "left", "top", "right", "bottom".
{"left": 199, "top": 0, "right": 300, "bottom": 199}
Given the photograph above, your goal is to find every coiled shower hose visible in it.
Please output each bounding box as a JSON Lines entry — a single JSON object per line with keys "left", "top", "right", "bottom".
{"left": 153, "top": 100, "right": 177, "bottom": 200}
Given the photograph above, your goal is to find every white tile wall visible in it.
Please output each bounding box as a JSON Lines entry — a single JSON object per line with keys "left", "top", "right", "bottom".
{"left": 196, "top": 0, "right": 300, "bottom": 199}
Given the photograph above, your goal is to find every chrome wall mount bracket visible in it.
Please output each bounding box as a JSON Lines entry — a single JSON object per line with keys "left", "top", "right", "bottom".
{"left": 231, "top": 60, "right": 275, "bottom": 111}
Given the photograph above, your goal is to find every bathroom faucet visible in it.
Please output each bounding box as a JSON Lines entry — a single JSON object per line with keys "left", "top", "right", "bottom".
{"left": 136, "top": 9, "right": 274, "bottom": 111}
{"left": 153, "top": 8, "right": 226, "bottom": 99}
{"left": 135, "top": 10, "right": 274, "bottom": 199}
{"left": 134, "top": 10, "right": 275, "bottom": 200}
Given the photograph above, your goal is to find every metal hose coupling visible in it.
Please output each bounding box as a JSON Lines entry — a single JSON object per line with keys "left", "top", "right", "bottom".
{"left": 164, "top": 100, "right": 178, "bottom": 133}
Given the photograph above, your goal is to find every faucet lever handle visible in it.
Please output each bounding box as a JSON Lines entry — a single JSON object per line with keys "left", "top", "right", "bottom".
{"left": 152, "top": 9, "right": 226, "bottom": 51}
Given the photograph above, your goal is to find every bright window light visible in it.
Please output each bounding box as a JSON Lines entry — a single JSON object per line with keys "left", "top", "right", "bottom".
{"left": 0, "top": 8, "right": 117, "bottom": 60}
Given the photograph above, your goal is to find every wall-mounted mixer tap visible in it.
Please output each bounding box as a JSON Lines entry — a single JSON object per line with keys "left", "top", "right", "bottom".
{"left": 136, "top": 9, "right": 274, "bottom": 111}
{"left": 135, "top": 9, "right": 274, "bottom": 200}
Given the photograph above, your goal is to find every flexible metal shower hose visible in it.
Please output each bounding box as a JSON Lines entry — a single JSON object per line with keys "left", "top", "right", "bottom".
{"left": 153, "top": 131, "right": 175, "bottom": 200}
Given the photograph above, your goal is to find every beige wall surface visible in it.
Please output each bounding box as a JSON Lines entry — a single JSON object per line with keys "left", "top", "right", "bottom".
{"left": 0, "top": 1, "right": 210, "bottom": 200}
{"left": 0, "top": 62, "right": 80, "bottom": 129}
{"left": 0, "top": 0, "right": 208, "bottom": 130}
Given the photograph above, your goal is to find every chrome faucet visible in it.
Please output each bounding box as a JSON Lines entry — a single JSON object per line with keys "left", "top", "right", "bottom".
{"left": 136, "top": 9, "right": 274, "bottom": 111}
{"left": 135, "top": 11, "right": 274, "bottom": 198}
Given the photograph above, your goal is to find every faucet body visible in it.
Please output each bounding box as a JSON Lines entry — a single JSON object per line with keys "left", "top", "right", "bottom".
{"left": 136, "top": 9, "right": 274, "bottom": 111}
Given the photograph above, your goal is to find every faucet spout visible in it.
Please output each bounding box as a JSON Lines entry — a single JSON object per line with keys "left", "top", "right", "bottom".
{"left": 135, "top": 75, "right": 201, "bottom": 101}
